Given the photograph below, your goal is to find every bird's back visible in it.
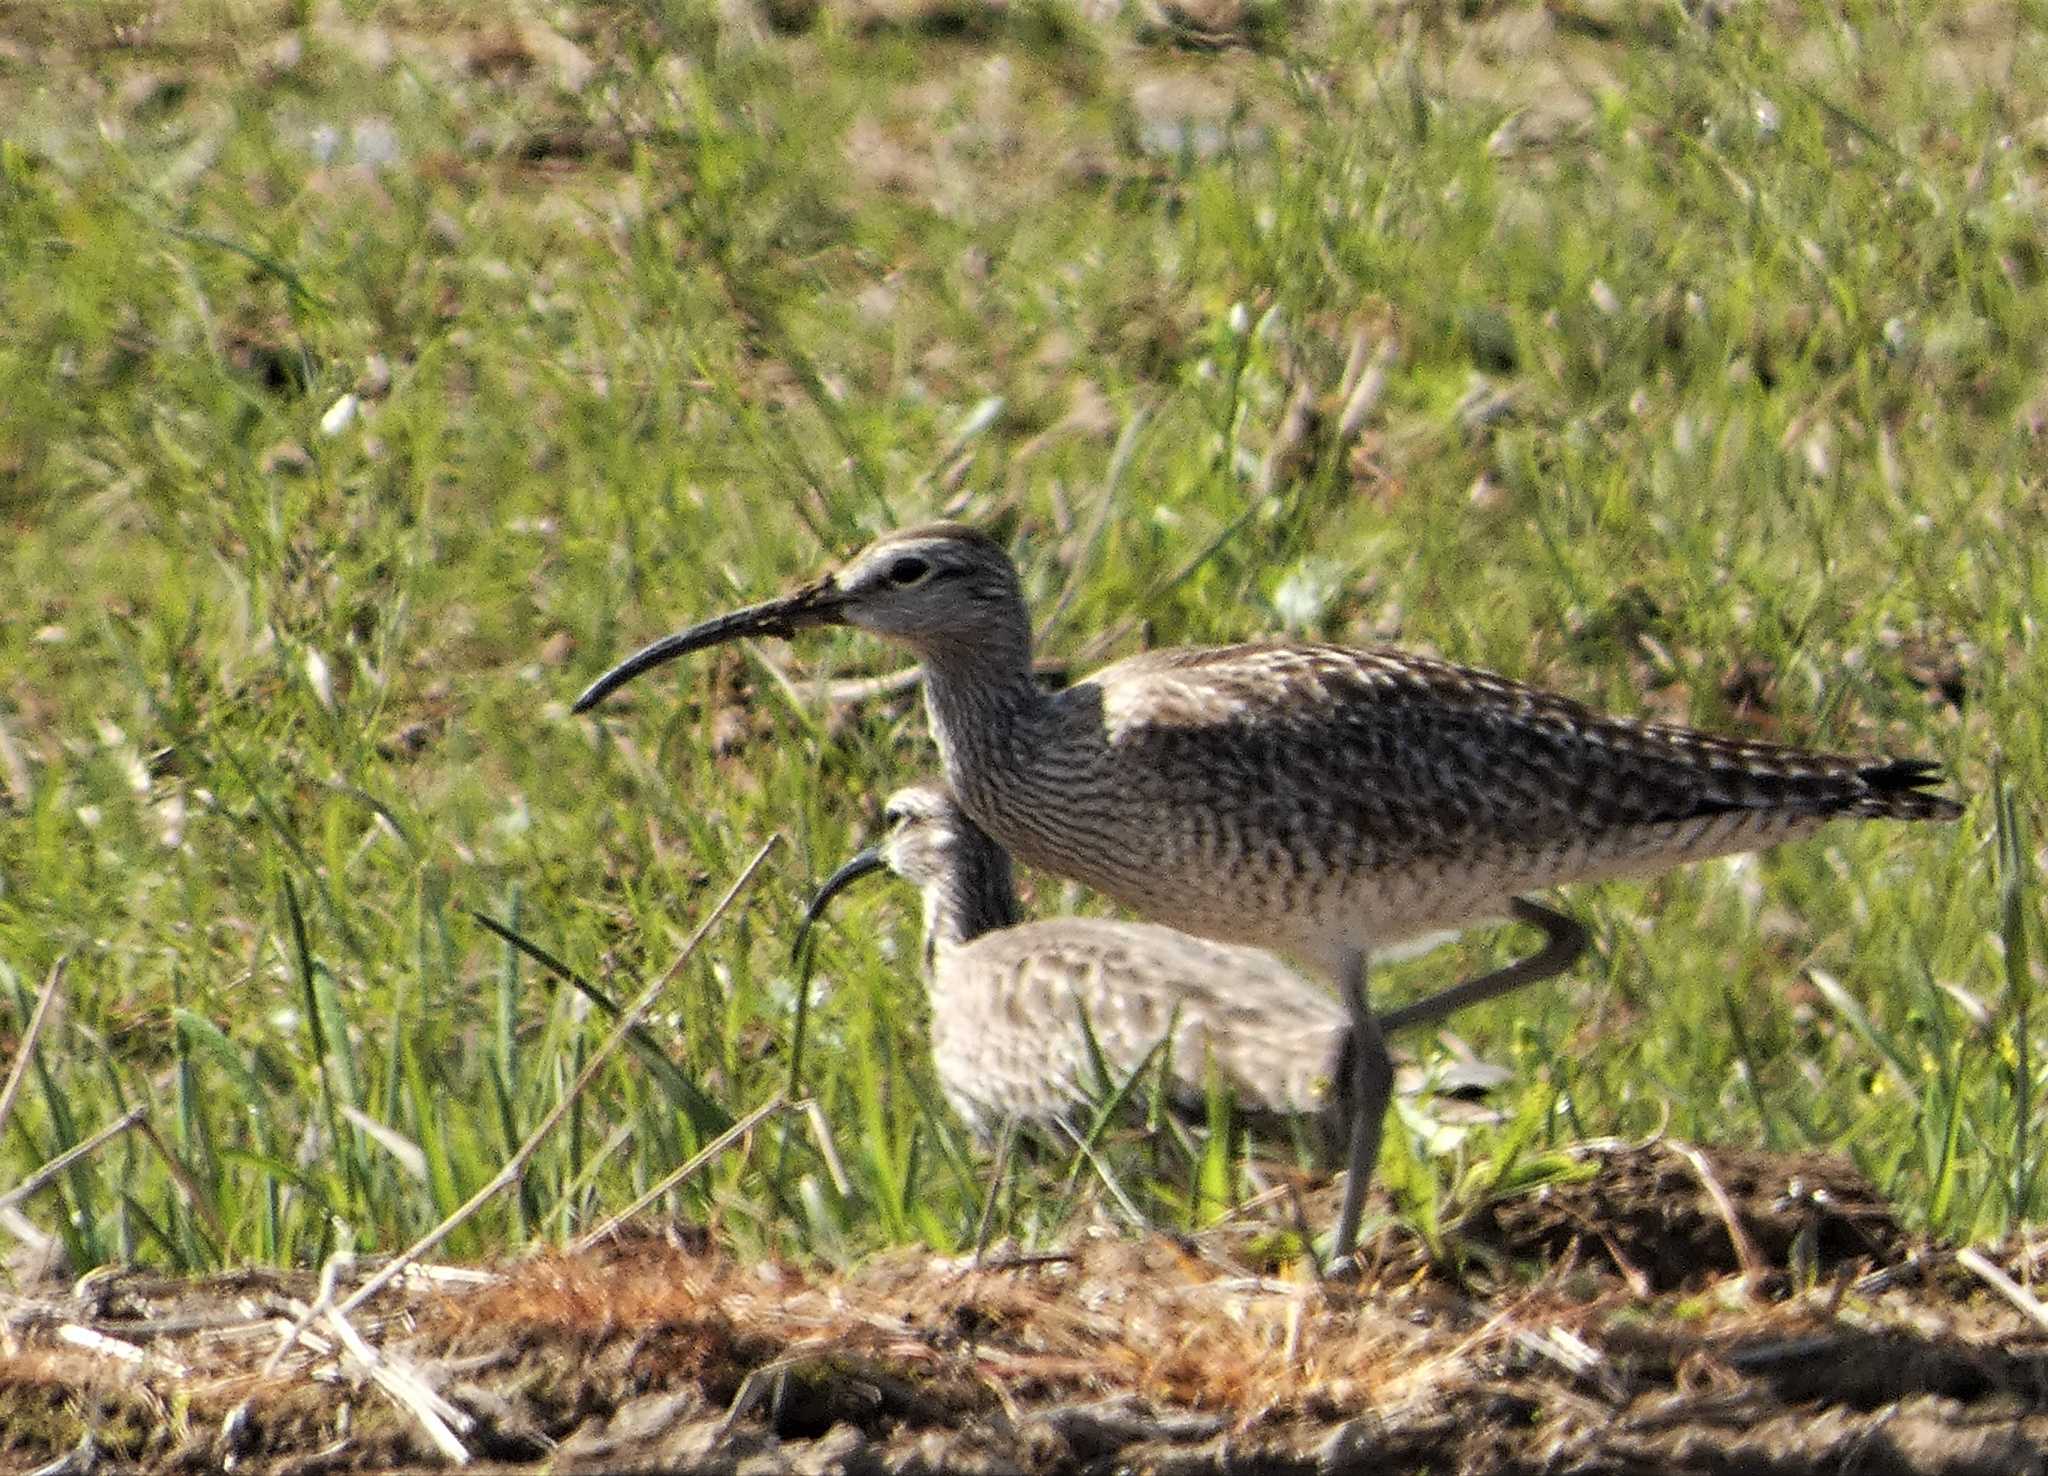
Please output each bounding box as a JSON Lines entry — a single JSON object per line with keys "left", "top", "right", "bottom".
{"left": 925, "top": 914, "right": 1347, "bottom": 1136}
{"left": 954, "top": 641, "right": 1958, "bottom": 968}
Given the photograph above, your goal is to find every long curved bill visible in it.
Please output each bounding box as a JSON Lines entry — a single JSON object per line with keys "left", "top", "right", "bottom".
{"left": 791, "top": 845, "right": 888, "bottom": 958}
{"left": 571, "top": 578, "right": 847, "bottom": 714}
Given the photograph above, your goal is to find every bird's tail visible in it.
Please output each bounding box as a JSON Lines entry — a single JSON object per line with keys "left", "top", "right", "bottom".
{"left": 1848, "top": 758, "right": 1965, "bottom": 822}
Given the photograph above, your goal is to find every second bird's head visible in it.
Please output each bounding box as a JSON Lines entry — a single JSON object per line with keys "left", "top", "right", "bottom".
{"left": 571, "top": 523, "right": 1023, "bottom": 714}
{"left": 795, "top": 783, "right": 1018, "bottom": 961}
{"left": 804, "top": 784, "right": 972, "bottom": 913}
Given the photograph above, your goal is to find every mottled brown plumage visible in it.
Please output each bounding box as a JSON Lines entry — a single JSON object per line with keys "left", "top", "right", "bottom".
{"left": 945, "top": 637, "right": 1954, "bottom": 974}
{"left": 574, "top": 521, "right": 1963, "bottom": 1262}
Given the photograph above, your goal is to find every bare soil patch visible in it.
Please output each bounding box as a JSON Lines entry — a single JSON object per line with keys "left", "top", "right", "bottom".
{"left": 4, "top": 1141, "right": 2044, "bottom": 1474}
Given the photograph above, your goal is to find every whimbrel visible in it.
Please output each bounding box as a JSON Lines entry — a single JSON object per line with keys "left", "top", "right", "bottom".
{"left": 799, "top": 782, "right": 1357, "bottom": 1141}
{"left": 575, "top": 523, "right": 1964, "bottom": 1260}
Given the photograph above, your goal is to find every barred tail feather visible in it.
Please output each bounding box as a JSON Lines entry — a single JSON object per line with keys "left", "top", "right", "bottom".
{"left": 1853, "top": 758, "right": 1964, "bottom": 821}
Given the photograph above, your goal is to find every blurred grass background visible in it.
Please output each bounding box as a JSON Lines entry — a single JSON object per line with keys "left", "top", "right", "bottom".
{"left": 0, "top": 0, "right": 2039, "bottom": 1275}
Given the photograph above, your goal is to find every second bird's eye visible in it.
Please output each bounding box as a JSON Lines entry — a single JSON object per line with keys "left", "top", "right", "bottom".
{"left": 886, "top": 556, "right": 931, "bottom": 586}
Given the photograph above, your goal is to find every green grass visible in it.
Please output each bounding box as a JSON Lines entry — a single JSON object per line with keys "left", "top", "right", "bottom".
{"left": 0, "top": 0, "right": 2041, "bottom": 1275}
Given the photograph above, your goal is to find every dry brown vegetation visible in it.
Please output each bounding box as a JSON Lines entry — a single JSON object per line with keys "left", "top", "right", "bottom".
{"left": 4, "top": 1141, "right": 2046, "bottom": 1473}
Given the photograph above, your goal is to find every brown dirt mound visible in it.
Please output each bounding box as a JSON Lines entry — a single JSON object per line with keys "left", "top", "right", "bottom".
{"left": 1464, "top": 1139, "right": 1912, "bottom": 1291}
{"left": 1, "top": 1142, "right": 2043, "bottom": 1475}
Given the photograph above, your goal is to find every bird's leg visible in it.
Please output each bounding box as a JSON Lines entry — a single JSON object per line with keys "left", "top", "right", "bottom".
{"left": 971, "top": 1115, "right": 1021, "bottom": 1269}
{"left": 1378, "top": 899, "right": 1587, "bottom": 1034}
{"left": 1328, "top": 945, "right": 1393, "bottom": 1274}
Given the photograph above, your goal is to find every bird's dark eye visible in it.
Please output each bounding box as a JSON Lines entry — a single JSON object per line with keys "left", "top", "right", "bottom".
{"left": 885, "top": 556, "right": 931, "bottom": 587}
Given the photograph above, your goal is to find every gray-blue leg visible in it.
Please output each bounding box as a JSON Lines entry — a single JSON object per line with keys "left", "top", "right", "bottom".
{"left": 1329, "top": 946, "right": 1393, "bottom": 1272}
{"left": 1379, "top": 899, "right": 1586, "bottom": 1034}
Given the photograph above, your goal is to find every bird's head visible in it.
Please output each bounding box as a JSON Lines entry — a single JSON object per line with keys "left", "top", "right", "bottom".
{"left": 825, "top": 524, "right": 1022, "bottom": 649}
{"left": 571, "top": 522, "right": 1023, "bottom": 714}
{"left": 795, "top": 782, "right": 1017, "bottom": 956}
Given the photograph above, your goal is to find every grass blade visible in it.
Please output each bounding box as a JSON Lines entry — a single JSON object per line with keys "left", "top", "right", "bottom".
{"left": 467, "top": 909, "right": 729, "bottom": 1135}
{"left": 1994, "top": 773, "right": 2038, "bottom": 1229}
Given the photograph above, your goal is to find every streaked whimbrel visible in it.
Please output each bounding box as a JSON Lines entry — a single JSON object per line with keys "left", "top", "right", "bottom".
{"left": 575, "top": 522, "right": 1964, "bottom": 1260}
{"left": 799, "top": 782, "right": 1356, "bottom": 1141}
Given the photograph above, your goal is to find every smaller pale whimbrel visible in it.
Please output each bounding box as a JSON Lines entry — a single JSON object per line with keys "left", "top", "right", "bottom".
{"left": 801, "top": 782, "right": 1354, "bottom": 1142}
{"left": 576, "top": 523, "right": 1964, "bottom": 1261}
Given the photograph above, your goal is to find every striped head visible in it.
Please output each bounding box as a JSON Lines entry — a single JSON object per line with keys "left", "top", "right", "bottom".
{"left": 823, "top": 525, "right": 1027, "bottom": 656}
{"left": 800, "top": 783, "right": 1023, "bottom": 959}
{"left": 572, "top": 523, "right": 1027, "bottom": 713}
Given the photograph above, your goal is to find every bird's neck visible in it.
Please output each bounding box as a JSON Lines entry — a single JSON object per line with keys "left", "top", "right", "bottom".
{"left": 919, "top": 846, "right": 1022, "bottom": 963}
{"left": 915, "top": 622, "right": 1049, "bottom": 797}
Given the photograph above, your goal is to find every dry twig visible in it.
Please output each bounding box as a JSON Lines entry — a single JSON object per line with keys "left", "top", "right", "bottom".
{"left": 0, "top": 1104, "right": 149, "bottom": 1215}
{"left": 322, "top": 1299, "right": 473, "bottom": 1463}
{"left": 0, "top": 957, "right": 66, "bottom": 1147}
{"left": 1957, "top": 1246, "right": 2048, "bottom": 1334}
{"left": 571, "top": 1091, "right": 789, "bottom": 1254}
{"left": 1667, "top": 1141, "right": 1766, "bottom": 1288}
